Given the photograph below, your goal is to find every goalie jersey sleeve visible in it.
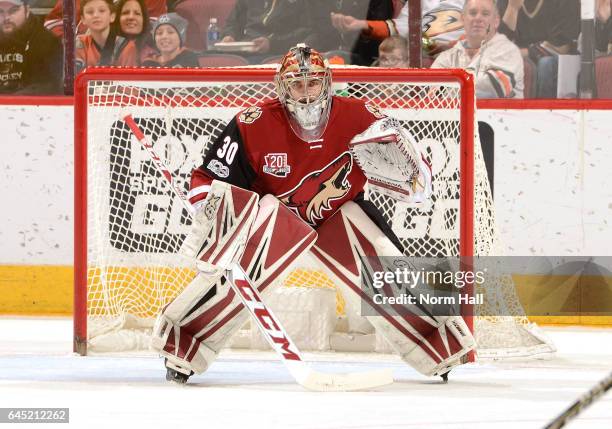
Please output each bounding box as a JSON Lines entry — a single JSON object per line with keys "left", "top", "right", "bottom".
{"left": 189, "top": 117, "right": 257, "bottom": 207}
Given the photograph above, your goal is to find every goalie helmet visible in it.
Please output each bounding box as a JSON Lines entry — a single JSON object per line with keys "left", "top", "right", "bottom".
{"left": 275, "top": 44, "right": 332, "bottom": 142}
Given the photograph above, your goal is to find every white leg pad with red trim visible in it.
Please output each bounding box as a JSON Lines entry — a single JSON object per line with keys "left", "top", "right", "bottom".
{"left": 151, "top": 272, "right": 238, "bottom": 374}
{"left": 181, "top": 180, "right": 260, "bottom": 271}
{"left": 152, "top": 180, "right": 260, "bottom": 374}
{"left": 152, "top": 194, "right": 317, "bottom": 375}
{"left": 311, "top": 201, "right": 476, "bottom": 377}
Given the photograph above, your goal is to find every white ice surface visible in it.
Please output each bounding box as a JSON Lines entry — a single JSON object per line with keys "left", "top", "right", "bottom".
{"left": 0, "top": 317, "right": 610, "bottom": 429}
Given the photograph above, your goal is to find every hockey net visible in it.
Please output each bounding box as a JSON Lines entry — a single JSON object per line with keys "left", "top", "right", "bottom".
{"left": 74, "top": 67, "right": 554, "bottom": 359}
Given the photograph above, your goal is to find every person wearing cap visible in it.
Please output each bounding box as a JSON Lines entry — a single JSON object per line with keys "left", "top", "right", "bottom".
{"left": 75, "top": 0, "right": 139, "bottom": 74}
{"left": 142, "top": 13, "right": 198, "bottom": 68}
{"left": 0, "top": 0, "right": 62, "bottom": 94}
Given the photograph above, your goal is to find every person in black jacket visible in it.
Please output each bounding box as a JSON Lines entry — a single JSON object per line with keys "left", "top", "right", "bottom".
{"left": 0, "top": 0, "right": 62, "bottom": 94}
{"left": 496, "top": 0, "right": 580, "bottom": 98}
{"left": 219, "top": 0, "right": 312, "bottom": 58}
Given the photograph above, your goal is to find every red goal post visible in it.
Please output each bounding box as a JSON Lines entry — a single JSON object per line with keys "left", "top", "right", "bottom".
{"left": 73, "top": 66, "right": 479, "bottom": 356}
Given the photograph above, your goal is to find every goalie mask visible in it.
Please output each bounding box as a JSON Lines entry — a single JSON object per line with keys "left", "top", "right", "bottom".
{"left": 275, "top": 44, "right": 332, "bottom": 142}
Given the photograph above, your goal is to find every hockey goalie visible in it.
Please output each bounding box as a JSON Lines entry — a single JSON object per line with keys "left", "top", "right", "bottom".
{"left": 150, "top": 44, "right": 476, "bottom": 384}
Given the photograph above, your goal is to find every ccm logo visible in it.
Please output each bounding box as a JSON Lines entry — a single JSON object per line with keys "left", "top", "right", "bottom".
{"left": 235, "top": 278, "right": 301, "bottom": 361}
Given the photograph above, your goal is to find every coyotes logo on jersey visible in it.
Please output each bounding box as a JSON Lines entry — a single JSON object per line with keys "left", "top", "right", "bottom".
{"left": 279, "top": 152, "right": 353, "bottom": 225}
{"left": 239, "top": 106, "right": 262, "bottom": 124}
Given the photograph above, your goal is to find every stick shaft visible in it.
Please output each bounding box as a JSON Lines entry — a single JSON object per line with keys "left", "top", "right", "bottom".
{"left": 123, "top": 114, "right": 194, "bottom": 215}
{"left": 543, "top": 371, "right": 612, "bottom": 429}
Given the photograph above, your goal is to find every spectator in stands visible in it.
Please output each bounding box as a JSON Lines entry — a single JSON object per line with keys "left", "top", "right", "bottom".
{"left": 113, "top": 0, "right": 155, "bottom": 62}
{"left": 327, "top": 1, "right": 465, "bottom": 59}
{"left": 142, "top": 13, "right": 198, "bottom": 67}
{"left": 219, "top": 0, "right": 312, "bottom": 61}
{"left": 44, "top": 0, "right": 167, "bottom": 38}
{"left": 375, "top": 35, "right": 409, "bottom": 67}
{"left": 496, "top": 0, "right": 580, "bottom": 98}
{"left": 0, "top": 0, "right": 62, "bottom": 94}
{"left": 432, "top": 0, "right": 524, "bottom": 98}
{"left": 310, "top": 0, "right": 394, "bottom": 66}
{"left": 355, "top": 35, "right": 410, "bottom": 98}
{"left": 75, "top": 0, "right": 138, "bottom": 74}
{"left": 596, "top": 0, "right": 612, "bottom": 55}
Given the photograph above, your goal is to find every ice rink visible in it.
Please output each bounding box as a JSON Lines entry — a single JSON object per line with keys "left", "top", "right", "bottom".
{"left": 0, "top": 317, "right": 610, "bottom": 429}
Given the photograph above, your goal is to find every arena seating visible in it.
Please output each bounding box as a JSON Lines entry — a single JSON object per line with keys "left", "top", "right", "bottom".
{"left": 175, "top": 0, "right": 236, "bottom": 52}
{"left": 595, "top": 55, "right": 612, "bottom": 98}
{"left": 523, "top": 57, "right": 537, "bottom": 99}
{"left": 198, "top": 53, "right": 249, "bottom": 67}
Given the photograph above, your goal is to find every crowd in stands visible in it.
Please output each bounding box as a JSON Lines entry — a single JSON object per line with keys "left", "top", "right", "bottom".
{"left": 2, "top": 0, "right": 612, "bottom": 98}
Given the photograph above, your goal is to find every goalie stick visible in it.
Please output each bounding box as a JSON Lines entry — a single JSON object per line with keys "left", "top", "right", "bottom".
{"left": 122, "top": 113, "right": 393, "bottom": 392}
{"left": 543, "top": 370, "right": 612, "bottom": 429}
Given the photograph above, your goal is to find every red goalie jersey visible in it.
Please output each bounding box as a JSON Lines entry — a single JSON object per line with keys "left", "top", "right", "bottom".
{"left": 190, "top": 96, "right": 387, "bottom": 228}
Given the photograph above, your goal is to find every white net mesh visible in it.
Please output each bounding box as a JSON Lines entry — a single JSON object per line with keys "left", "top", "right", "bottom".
{"left": 79, "top": 68, "right": 554, "bottom": 358}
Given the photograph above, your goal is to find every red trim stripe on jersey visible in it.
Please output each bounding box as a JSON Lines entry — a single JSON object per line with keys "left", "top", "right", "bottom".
{"left": 187, "top": 185, "right": 211, "bottom": 206}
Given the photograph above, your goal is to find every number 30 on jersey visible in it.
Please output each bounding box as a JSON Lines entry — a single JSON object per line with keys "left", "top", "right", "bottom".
{"left": 216, "top": 136, "right": 238, "bottom": 164}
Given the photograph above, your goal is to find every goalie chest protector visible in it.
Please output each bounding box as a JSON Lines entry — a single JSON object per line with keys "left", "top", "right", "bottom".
{"left": 194, "top": 96, "right": 383, "bottom": 226}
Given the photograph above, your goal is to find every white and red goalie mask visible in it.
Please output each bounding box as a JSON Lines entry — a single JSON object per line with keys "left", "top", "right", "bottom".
{"left": 275, "top": 44, "right": 332, "bottom": 142}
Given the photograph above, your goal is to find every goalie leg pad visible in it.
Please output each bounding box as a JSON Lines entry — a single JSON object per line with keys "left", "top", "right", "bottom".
{"left": 153, "top": 195, "right": 317, "bottom": 375}
{"left": 151, "top": 271, "right": 231, "bottom": 375}
{"left": 311, "top": 201, "right": 476, "bottom": 377}
{"left": 400, "top": 316, "right": 474, "bottom": 376}
{"left": 153, "top": 314, "right": 218, "bottom": 375}
{"left": 238, "top": 195, "right": 318, "bottom": 285}
{"left": 181, "top": 180, "right": 259, "bottom": 271}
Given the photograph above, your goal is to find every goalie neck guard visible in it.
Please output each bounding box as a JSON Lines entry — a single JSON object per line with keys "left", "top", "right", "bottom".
{"left": 275, "top": 44, "right": 332, "bottom": 142}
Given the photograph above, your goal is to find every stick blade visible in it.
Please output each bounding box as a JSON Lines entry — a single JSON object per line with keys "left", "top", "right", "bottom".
{"left": 298, "top": 368, "right": 394, "bottom": 392}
